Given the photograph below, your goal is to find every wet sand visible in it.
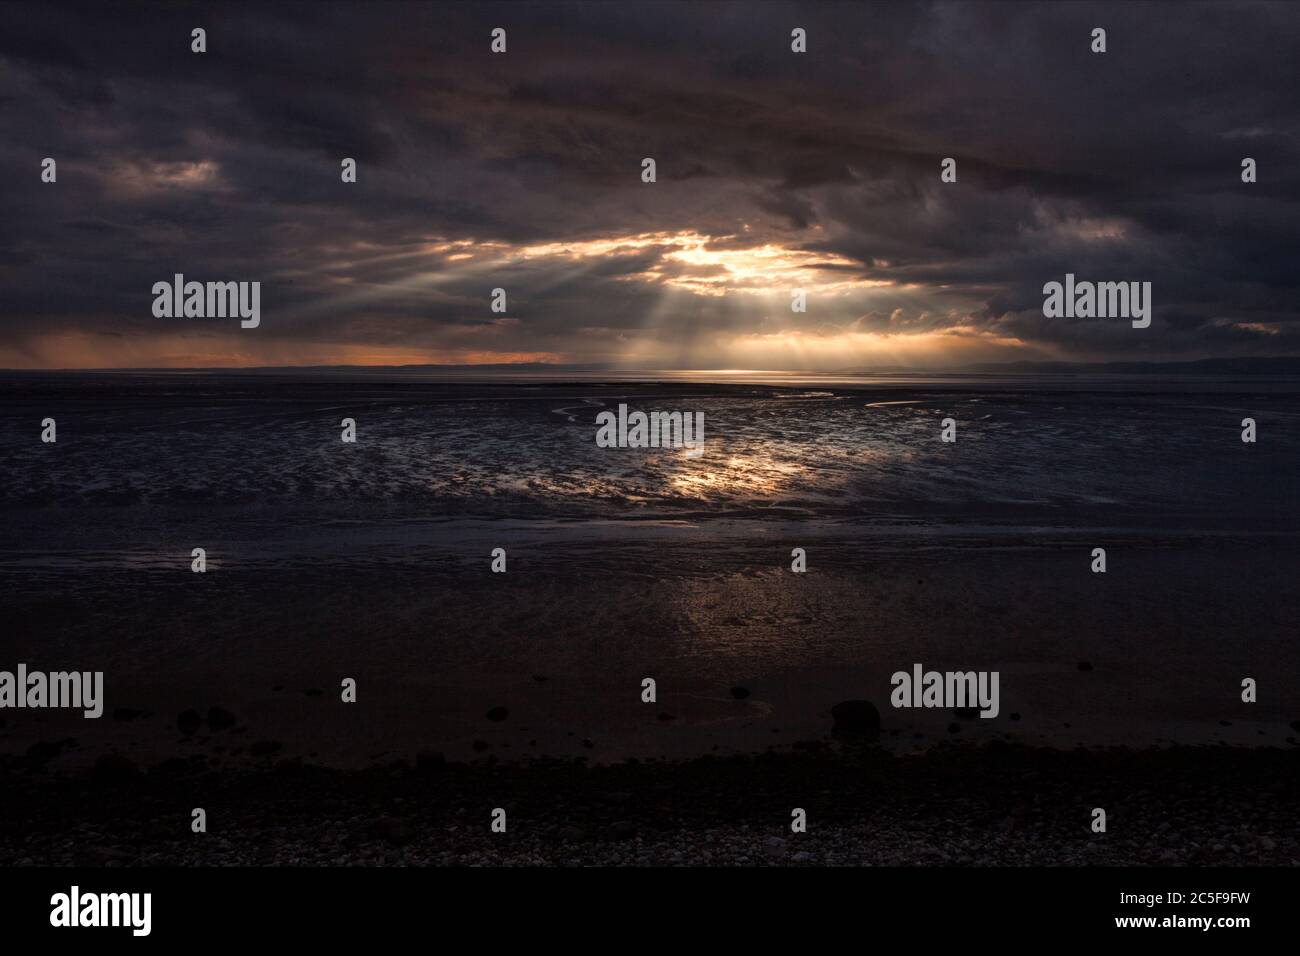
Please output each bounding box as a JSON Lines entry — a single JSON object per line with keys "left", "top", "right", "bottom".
{"left": 3, "top": 524, "right": 1297, "bottom": 769}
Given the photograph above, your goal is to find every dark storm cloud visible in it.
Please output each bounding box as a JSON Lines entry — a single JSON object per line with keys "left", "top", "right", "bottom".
{"left": 0, "top": 0, "right": 1297, "bottom": 366}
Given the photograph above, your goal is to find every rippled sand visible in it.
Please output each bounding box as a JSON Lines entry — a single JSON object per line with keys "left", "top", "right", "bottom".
{"left": 3, "top": 374, "right": 1299, "bottom": 528}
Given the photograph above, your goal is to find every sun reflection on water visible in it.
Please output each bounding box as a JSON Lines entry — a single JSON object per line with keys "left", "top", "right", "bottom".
{"left": 666, "top": 450, "right": 810, "bottom": 499}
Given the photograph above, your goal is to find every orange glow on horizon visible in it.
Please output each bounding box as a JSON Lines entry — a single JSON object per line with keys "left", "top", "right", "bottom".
{"left": 0, "top": 332, "right": 565, "bottom": 370}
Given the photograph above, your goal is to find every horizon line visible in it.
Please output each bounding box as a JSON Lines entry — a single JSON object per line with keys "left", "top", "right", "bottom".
{"left": 6, "top": 356, "right": 1300, "bottom": 375}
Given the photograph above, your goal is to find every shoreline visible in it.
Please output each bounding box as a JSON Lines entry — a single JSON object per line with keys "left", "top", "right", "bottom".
{"left": 1, "top": 743, "right": 1295, "bottom": 866}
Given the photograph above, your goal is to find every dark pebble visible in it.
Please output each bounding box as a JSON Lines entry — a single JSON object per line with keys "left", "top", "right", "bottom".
{"left": 26, "top": 739, "right": 70, "bottom": 763}
{"left": 608, "top": 821, "right": 637, "bottom": 841}
{"left": 416, "top": 750, "right": 446, "bottom": 771}
{"left": 830, "top": 700, "right": 881, "bottom": 737}
{"left": 177, "top": 709, "right": 202, "bottom": 736}
{"left": 207, "top": 707, "right": 237, "bottom": 731}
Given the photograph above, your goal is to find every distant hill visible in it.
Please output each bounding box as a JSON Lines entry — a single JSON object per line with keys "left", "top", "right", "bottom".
{"left": 836, "top": 357, "right": 1300, "bottom": 376}
{"left": 963, "top": 357, "right": 1300, "bottom": 375}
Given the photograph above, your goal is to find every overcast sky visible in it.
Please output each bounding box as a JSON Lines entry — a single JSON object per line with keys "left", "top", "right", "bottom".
{"left": 2, "top": 1, "right": 1298, "bottom": 369}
